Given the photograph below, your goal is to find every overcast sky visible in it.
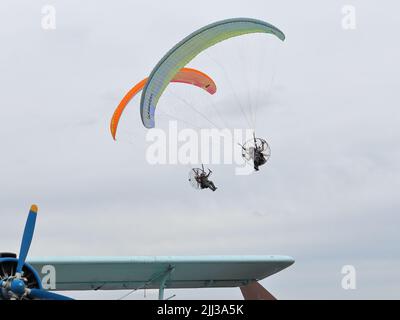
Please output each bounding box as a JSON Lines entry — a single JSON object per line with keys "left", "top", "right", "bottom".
{"left": 0, "top": 0, "right": 399, "bottom": 299}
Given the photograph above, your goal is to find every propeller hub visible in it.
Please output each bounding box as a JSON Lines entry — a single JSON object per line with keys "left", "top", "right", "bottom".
{"left": 10, "top": 278, "right": 26, "bottom": 296}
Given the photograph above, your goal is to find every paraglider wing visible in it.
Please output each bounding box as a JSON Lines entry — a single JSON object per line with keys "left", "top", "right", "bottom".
{"left": 173, "top": 67, "right": 217, "bottom": 95}
{"left": 140, "top": 17, "right": 286, "bottom": 128}
{"left": 110, "top": 68, "right": 217, "bottom": 140}
{"left": 110, "top": 78, "right": 147, "bottom": 140}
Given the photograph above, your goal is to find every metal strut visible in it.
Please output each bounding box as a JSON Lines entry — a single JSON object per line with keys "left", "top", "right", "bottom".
{"left": 158, "top": 265, "right": 175, "bottom": 300}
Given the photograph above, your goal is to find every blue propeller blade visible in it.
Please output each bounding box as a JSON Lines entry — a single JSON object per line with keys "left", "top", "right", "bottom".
{"left": 16, "top": 205, "right": 38, "bottom": 274}
{"left": 28, "top": 288, "right": 73, "bottom": 300}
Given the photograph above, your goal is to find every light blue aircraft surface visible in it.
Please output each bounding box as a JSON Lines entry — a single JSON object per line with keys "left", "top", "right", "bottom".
{"left": 0, "top": 205, "right": 294, "bottom": 300}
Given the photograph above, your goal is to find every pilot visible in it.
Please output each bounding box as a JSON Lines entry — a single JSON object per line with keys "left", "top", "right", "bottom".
{"left": 252, "top": 147, "right": 267, "bottom": 171}
{"left": 196, "top": 169, "right": 217, "bottom": 191}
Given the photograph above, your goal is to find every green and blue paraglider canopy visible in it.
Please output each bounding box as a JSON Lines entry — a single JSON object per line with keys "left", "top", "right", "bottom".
{"left": 140, "top": 17, "right": 285, "bottom": 128}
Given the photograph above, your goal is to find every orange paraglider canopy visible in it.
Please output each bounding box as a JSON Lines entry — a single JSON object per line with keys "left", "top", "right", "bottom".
{"left": 110, "top": 68, "right": 217, "bottom": 140}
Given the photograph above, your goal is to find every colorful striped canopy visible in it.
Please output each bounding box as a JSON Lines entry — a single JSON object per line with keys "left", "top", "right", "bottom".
{"left": 110, "top": 68, "right": 216, "bottom": 140}
{"left": 140, "top": 18, "right": 285, "bottom": 128}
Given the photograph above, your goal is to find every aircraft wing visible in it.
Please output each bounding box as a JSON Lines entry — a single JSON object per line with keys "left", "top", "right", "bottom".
{"left": 28, "top": 255, "right": 294, "bottom": 291}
